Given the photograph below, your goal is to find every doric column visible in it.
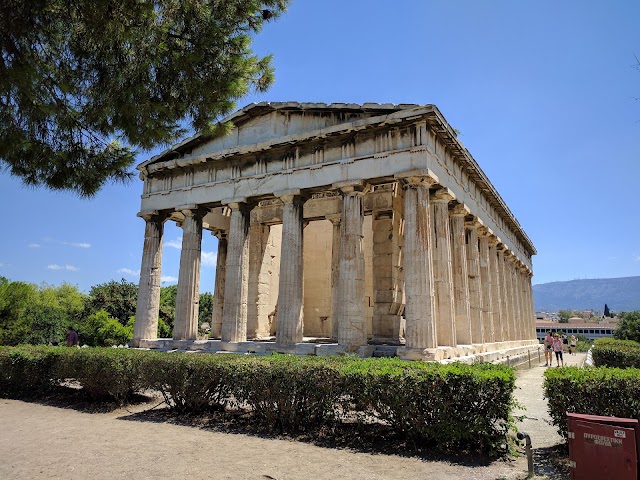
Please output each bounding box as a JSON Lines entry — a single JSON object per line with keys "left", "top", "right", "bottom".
{"left": 133, "top": 211, "right": 167, "bottom": 346}
{"left": 221, "top": 201, "right": 250, "bottom": 342}
{"left": 334, "top": 181, "right": 369, "bottom": 351}
{"left": 174, "top": 208, "right": 205, "bottom": 340}
{"left": 450, "top": 204, "right": 472, "bottom": 345}
{"left": 276, "top": 191, "right": 305, "bottom": 345}
{"left": 246, "top": 215, "right": 270, "bottom": 339}
{"left": 210, "top": 231, "right": 227, "bottom": 339}
{"left": 496, "top": 245, "right": 511, "bottom": 341}
{"left": 328, "top": 215, "right": 341, "bottom": 341}
{"left": 371, "top": 205, "right": 404, "bottom": 345}
{"left": 506, "top": 252, "right": 520, "bottom": 340}
{"left": 526, "top": 270, "right": 536, "bottom": 338}
{"left": 430, "top": 189, "right": 456, "bottom": 347}
{"left": 515, "top": 264, "right": 525, "bottom": 340}
{"left": 396, "top": 171, "right": 438, "bottom": 355}
{"left": 488, "top": 236, "right": 502, "bottom": 342}
{"left": 478, "top": 227, "right": 493, "bottom": 344}
{"left": 465, "top": 219, "right": 484, "bottom": 345}
{"left": 519, "top": 265, "right": 532, "bottom": 340}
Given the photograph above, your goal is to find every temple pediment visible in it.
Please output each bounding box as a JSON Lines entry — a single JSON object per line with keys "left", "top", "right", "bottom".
{"left": 138, "top": 102, "right": 421, "bottom": 171}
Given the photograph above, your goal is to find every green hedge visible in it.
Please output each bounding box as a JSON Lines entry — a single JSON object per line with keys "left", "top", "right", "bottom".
{"left": 0, "top": 346, "right": 517, "bottom": 455}
{"left": 0, "top": 346, "right": 65, "bottom": 397}
{"left": 544, "top": 366, "right": 640, "bottom": 439}
{"left": 592, "top": 338, "right": 640, "bottom": 368}
{"left": 341, "top": 359, "right": 516, "bottom": 454}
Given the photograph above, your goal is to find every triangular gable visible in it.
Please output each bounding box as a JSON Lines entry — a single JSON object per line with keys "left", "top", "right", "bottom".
{"left": 137, "top": 102, "right": 420, "bottom": 170}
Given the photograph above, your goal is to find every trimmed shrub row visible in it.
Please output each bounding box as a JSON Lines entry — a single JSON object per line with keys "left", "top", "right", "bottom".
{"left": 0, "top": 346, "right": 517, "bottom": 455}
{"left": 591, "top": 338, "right": 640, "bottom": 369}
{"left": 544, "top": 366, "right": 640, "bottom": 439}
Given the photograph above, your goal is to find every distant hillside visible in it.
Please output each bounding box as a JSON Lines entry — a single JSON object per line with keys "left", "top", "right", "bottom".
{"left": 533, "top": 276, "right": 640, "bottom": 312}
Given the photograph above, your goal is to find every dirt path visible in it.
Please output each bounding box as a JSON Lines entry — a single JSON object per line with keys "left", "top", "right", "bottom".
{"left": 0, "top": 397, "right": 528, "bottom": 480}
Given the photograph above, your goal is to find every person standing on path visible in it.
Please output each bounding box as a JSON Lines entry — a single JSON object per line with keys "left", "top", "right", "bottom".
{"left": 552, "top": 333, "right": 564, "bottom": 367}
{"left": 570, "top": 335, "right": 577, "bottom": 355}
{"left": 543, "top": 331, "right": 553, "bottom": 366}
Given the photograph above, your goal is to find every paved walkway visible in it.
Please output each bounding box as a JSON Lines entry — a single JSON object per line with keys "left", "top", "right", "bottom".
{"left": 514, "top": 351, "right": 585, "bottom": 479}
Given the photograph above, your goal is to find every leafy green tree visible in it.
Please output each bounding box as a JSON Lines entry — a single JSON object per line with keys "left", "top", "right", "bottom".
{"left": 26, "top": 282, "right": 87, "bottom": 344}
{"left": 158, "top": 286, "right": 212, "bottom": 336}
{"left": 614, "top": 311, "right": 640, "bottom": 343}
{"left": 85, "top": 278, "right": 137, "bottom": 325}
{"left": 0, "top": 277, "right": 38, "bottom": 345}
{"left": 77, "top": 309, "right": 132, "bottom": 346}
{"left": 159, "top": 284, "right": 177, "bottom": 329}
{"left": 199, "top": 292, "right": 214, "bottom": 326}
{"left": 0, "top": 278, "right": 86, "bottom": 345}
{"left": 557, "top": 310, "right": 582, "bottom": 323}
{"left": 0, "top": 0, "right": 288, "bottom": 196}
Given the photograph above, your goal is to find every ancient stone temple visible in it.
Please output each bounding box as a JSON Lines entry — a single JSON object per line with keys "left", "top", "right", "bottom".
{"left": 133, "top": 102, "right": 538, "bottom": 361}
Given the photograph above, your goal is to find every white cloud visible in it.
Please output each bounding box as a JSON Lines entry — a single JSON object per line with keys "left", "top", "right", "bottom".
{"left": 48, "top": 264, "right": 79, "bottom": 271}
{"left": 164, "top": 237, "right": 182, "bottom": 249}
{"left": 64, "top": 242, "right": 91, "bottom": 249}
{"left": 118, "top": 268, "right": 140, "bottom": 277}
{"left": 161, "top": 275, "right": 178, "bottom": 283}
{"left": 201, "top": 251, "right": 217, "bottom": 268}
{"left": 28, "top": 243, "right": 41, "bottom": 248}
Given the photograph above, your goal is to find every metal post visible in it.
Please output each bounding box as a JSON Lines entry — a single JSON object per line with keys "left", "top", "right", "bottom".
{"left": 517, "top": 432, "right": 534, "bottom": 478}
{"left": 528, "top": 350, "right": 531, "bottom": 368}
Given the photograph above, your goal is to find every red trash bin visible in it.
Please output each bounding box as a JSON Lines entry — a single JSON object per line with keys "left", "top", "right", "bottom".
{"left": 567, "top": 413, "right": 639, "bottom": 480}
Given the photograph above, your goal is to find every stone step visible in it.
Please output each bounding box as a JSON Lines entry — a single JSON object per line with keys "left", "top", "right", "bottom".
{"left": 372, "top": 345, "right": 399, "bottom": 357}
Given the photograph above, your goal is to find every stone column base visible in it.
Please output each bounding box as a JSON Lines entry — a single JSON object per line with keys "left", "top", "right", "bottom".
{"left": 368, "top": 336, "right": 405, "bottom": 346}
{"left": 397, "top": 347, "right": 445, "bottom": 361}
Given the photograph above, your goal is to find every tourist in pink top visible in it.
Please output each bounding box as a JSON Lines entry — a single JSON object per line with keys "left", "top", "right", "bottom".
{"left": 552, "top": 333, "right": 564, "bottom": 367}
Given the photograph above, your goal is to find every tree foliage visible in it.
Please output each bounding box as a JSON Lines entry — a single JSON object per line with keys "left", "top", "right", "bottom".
{"left": 85, "top": 278, "right": 138, "bottom": 326}
{"left": 614, "top": 311, "right": 640, "bottom": 343}
{"left": 0, "top": 277, "right": 87, "bottom": 345}
{"left": 0, "top": 276, "right": 222, "bottom": 345}
{"left": 557, "top": 309, "right": 582, "bottom": 323}
{"left": 0, "top": 0, "right": 288, "bottom": 196}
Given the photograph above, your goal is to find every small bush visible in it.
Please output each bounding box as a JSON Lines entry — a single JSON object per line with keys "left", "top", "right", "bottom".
{"left": 139, "top": 352, "right": 235, "bottom": 412}
{"left": 56, "top": 348, "right": 146, "bottom": 402}
{"left": 544, "top": 366, "right": 640, "bottom": 439}
{"left": 232, "top": 355, "right": 344, "bottom": 432}
{"left": 592, "top": 338, "right": 640, "bottom": 368}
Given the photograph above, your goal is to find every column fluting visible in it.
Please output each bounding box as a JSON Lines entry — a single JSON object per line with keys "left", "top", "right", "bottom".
{"left": 399, "top": 173, "right": 437, "bottom": 351}
{"left": 174, "top": 209, "right": 204, "bottom": 340}
{"left": 336, "top": 183, "right": 368, "bottom": 351}
{"left": 276, "top": 193, "right": 305, "bottom": 345}
{"left": 450, "top": 204, "right": 472, "bottom": 345}
{"left": 133, "top": 212, "right": 166, "bottom": 345}
{"left": 431, "top": 189, "right": 456, "bottom": 347}
{"left": 221, "top": 202, "right": 250, "bottom": 342}
{"left": 211, "top": 232, "right": 227, "bottom": 338}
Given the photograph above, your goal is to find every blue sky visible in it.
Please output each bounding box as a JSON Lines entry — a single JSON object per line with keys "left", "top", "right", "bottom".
{"left": 0, "top": 0, "right": 638, "bottom": 291}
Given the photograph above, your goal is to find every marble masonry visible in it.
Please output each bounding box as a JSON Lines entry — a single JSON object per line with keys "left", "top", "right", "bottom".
{"left": 132, "top": 102, "right": 538, "bottom": 361}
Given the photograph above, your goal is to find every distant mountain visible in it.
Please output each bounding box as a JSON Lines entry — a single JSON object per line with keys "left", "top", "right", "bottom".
{"left": 533, "top": 276, "right": 640, "bottom": 312}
